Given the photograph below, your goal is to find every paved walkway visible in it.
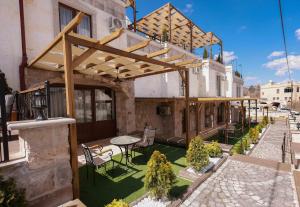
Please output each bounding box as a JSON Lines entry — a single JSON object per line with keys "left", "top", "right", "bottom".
{"left": 250, "top": 120, "right": 291, "bottom": 163}
{"left": 181, "top": 157, "right": 297, "bottom": 207}
{"left": 182, "top": 120, "right": 298, "bottom": 207}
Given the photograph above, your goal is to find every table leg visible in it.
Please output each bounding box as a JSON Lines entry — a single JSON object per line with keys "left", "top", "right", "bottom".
{"left": 118, "top": 146, "right": 124, "bottom": 164}
{"left": 125, "top": 145, "right": 129, "bottom": 167}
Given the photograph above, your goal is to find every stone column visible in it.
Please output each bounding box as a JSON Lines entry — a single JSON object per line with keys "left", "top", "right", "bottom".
{"left": 1, "top": 118, "right": 75, "bottom": 207}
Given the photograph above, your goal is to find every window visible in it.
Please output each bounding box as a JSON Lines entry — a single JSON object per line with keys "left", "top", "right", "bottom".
{"left": 216, "top": 75, "right": 221, "bottom": 96}
{"left": 273, "top": 97, "right": 275, "bottom": 100}
{"left": 285, "top": 97, "right": 288, "bottom": 100}
{"left": 95, "top": 89, "right": 115, "bottom": 121}
{"left": 277, "top": 97, "right": 279, "bottom": 100}
{"left": 59, "top": 3, "right": 92, "bottom": 37}
{"left": 205, "top": 104, "right": 211, "bottom": 128}
{"left": 284, "top": 87, "right": 293, "bottom": 93}
{"left": 217, "top": 103, "right": 225, "bottom": 123}
{"left": 297, "top": 87, "right": 299, "bottom": 92}
{"left": 75, "top": 90, "right": 92, "bottom": 123}
{"left": 276, "top": 89, "right": 280, "bottom": 94}
{"left": 236, "top": 86, "right": 241, "bottom": 97}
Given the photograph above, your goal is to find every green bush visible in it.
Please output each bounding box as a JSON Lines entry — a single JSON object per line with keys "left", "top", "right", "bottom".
{"left": 144, "top": 151, "right": 176, "bottom": 199}
{"left": 249, "top": 128, "right": 259, "bottom": 144}
{"left": 230, "top": 140, "right": 244, "bottom": 155}
{"left": 261, "top": 116, "right": 269, "bottom": 127}
{"left": 205, "top": 141, "right": 222, "bottom": 157}
{"left": 0, "top": 175, "right": 27, "bottom": 207}
{"left": 256, "top": 124, "right": 263, "bottom": 133}
{"left": 242, "top": 137, "right": 251, "bottom": 150}
{"left": 186, "top": 136, "right": 209, "bottom": 171}
{"left": 105, "top": 199, "right": 129, "bottom": 207}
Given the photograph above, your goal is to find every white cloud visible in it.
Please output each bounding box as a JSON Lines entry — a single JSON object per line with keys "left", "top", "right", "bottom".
{"left": 183, "top": 3, "right": 194, "bottom": 14}
{"left": 238, "top": 25, "right": 247, "bottom": 33}
{"left": 263, "top": 55, "right": 300, "bottom": 76}
{"left": 244, "top": 76, "right": 258, "bottom": 81}
{"left": 223, "top": 51, "right": 238, "bottom": 65}
{"left": 268, "top": 51, "right": 285, "bottom": 59}
{"left": 295, "top": 28, "right": 300, "bottom": 40}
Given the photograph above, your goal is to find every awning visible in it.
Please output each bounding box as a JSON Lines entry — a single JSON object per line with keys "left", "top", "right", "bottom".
{"left": 131, "top": 3, "right": 221, "bottom": 49}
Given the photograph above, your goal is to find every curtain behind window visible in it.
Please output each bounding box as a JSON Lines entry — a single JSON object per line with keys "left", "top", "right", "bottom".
{"left": 59, "top": 6, "right": 73, "bottom": 31}
{"left": 78, "top": 15, "right": 91, "bottom": 37}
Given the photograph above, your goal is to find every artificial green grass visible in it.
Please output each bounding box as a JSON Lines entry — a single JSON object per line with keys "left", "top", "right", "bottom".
{"left": 79, "top": 144, "right": 191, "bottom": 207}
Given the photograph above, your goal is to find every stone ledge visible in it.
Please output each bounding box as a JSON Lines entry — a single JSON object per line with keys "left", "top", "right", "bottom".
{"left": 7, "top": 117, "right": 76, "bottom": 130}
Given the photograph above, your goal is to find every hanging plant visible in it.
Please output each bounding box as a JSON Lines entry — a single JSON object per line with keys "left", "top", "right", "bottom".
{"left": 161, "top": 27, "right": 169, "bottom": 43}
{"left": 203, "top": 48, "right": 208, "bottom": 59}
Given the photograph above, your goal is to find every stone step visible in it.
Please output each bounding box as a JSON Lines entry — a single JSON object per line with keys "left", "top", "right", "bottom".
{"left": 230, "top": 154, "right": 291, "bottom": 172}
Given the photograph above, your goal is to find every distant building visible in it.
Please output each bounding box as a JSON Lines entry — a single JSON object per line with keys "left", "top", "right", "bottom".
{"left": 245, "top": 85, "right": 260, "bottom": 99}
{"left": 260, "top": 81, "right": 300, "bottom": 104}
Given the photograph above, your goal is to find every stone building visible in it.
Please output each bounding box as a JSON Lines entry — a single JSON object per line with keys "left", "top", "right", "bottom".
{"left": 0, "top": 0, "right": 244, "bottom": 145}
{"left": 261, "top": 80, "right": 300, "bottom": 106}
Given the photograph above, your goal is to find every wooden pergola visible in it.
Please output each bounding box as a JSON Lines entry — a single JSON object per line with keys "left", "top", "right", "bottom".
{"left": 26, "top": 12, "right": 213, "bottom": 198}
{"left": 190, "top": 97, "right": 258, "bottom": 144}
{"left": 130, "top": 3, "right": 223, "bottom": 58}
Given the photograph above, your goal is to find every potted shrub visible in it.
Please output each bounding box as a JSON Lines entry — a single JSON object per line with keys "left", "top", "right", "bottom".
{"left": 0, "top": 175, "right": 27, "bottom": 207}
{"left": 249, "top": 128, "right": 259, "bottom": 144}
{"left": 105, "top": 199, "right": 129, "bottom": 207}
{"left": 261, "top": 116, "right": 269, "bottom": 127}
{"left": 144, "top": 151, "right": 176, "bottom": 199}
{"left": 230, "top": 140, "right": 244, "bottom": 155}
{"left": 205, "top": 141, "right": 222, "bottom": 157}
{"left": 186, "top": 136, "right": 209, "bottom": 171}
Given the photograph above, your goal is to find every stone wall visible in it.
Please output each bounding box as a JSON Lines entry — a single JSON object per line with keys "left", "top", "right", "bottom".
{"left": 0, "top": 119, "right": 75, "bottom": 207}
{"left": 135, "top": 100, "right": 175, "bottom": 137}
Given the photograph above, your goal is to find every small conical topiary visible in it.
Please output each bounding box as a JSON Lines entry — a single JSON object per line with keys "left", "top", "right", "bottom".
{"left": 144, "top": 150, "right": 176, "bottom": 199}
{"left": 203, "top": 48, "right": 209, "bottom": 59}
{"left": 186, "top": 136, "right": 209, "bottom": 171}
{"left": 105, "top": 199, "right": 129, "bottom": 207}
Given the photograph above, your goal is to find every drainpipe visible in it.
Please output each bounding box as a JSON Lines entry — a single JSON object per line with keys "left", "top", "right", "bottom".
{"left": 19, "top": 0, "right": 27, "bottom": 90}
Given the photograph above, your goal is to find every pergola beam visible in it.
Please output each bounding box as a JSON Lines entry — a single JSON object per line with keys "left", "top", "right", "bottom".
{"left": 125, "top": 39, "right": 150, "bottom": 52}
{"left": 66, "top": 33, "right": 186, "bottom": 74}
{"left": 73, "top": 28, "right": 124, "bottom": 68}
{"left": 29, "top": 12, "right": 84, "bottom": 67}
{"left": 146, "top": 48, "right": 170, "bottom": 58}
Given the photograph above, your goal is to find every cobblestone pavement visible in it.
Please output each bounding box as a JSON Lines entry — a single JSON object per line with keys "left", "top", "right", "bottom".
{"left": 181, "top": 158, "right": 298, "bottom": 207}
{"left": 250, "top": 120, "right": 291, "bottom": 163}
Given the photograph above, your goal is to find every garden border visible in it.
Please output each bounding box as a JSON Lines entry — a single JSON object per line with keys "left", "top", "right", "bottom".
{"left": 247, "top": 124, "right": 270, "bottom": 156}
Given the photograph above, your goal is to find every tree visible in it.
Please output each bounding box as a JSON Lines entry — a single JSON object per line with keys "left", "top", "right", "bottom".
{"left": 161, "top": 28, "right": 169, "bottom": 43}
{"left": 144, "top": 151, "right": 176, "bottom": 199}
{"left": 203, "top": 48, "right": 209, "bottom": 59}
{"left": 0, "top": 70, "right": 12, "bottom": 95}
{"left": 186, "top": 136, "right": 209, "bottom": 171}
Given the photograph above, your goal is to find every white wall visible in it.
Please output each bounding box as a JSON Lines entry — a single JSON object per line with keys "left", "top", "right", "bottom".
{"left": 0, "top": 0, "right": 22, "bottom": 90}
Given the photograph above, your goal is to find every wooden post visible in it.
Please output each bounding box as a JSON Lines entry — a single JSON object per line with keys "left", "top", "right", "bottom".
{"left": 189, "top": 22, "right": 193, "bottom": 53}
{"left": 262, "top": 107, "right": 265, "bottom": 117}
{"left": 133, "top": 1, "right": 137, "bottom": 32}
{"left": 225, "top": 102, "right": 229, "bottom": 144}
{"left": 63, "top": 34, "right": 80, "bottom": 198}
{"left": 185, "top": 69, "right": 190, "bottom": 147}
{"left": 196, "top": 103, "right": 199, "bottom": 135}
{"left": 248, "top": 100, "right": 251, "bottom": 128}
{"left": 241, "top": 100, "right": 244, "bottom": 133}
{"left": 255, "top": 99, "right": 258, "bottom": 123}
{"left": 267, "top": 107, "right": 269, "bottom": 119}
{"left": 168, "top": 4, "right": 172, "bottom": 42}
{"left": 220, "top": 41, "right": 224, "bottom": 64}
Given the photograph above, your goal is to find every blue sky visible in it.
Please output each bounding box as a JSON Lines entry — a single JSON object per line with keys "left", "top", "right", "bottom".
{"left": 126, "top": 0, "right": 300, "bottom": 86}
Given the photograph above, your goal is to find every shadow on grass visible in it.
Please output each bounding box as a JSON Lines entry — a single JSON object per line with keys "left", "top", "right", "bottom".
{"left": 79, "top": 143, "right": 191, "bottom": 207}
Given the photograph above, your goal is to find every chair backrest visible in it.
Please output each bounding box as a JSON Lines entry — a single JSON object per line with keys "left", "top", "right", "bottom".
{"left": 81, "top": 144, "right": 94, "bottom": 166}
{"left": 143, "top": 128, "right": 156, "bottom": 146}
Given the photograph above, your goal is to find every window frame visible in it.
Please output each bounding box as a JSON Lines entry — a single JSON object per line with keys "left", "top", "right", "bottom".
{"left": 58, "top": 3, "right": 92, "bottom": 38}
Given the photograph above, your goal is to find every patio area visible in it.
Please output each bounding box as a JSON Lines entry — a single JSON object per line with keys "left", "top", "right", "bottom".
{"left": 78, "top": 142, "right": 191, "bottom": 207}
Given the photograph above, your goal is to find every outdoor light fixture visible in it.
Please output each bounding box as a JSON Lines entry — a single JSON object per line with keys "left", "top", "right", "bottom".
{"left": 297, "top": 122, "right": 300, "bottom": 131}
{"left": 32, "top": 90, "right": 47, "bottom": 121}
{"left": 114, "top": 66, "right": 122, "bottom": 83}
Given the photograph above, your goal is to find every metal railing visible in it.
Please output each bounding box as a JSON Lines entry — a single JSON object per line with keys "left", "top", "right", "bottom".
{"left": 17, "top": 81, "right": 50, "bottom": 121}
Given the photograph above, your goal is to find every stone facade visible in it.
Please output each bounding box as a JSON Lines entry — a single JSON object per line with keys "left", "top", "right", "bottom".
{"left": 0, "top": 119, "right": 75, "bottom": 207}
{"left": 135, "top": 99, "right": 240, "bottom": 140}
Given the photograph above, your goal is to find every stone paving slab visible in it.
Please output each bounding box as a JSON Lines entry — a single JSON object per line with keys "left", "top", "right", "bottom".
{"left": 251, "top": 120, "right": 291, "bottom": 163}
{"left": 181, "top": 158, "right": 298, "bottom": 207}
